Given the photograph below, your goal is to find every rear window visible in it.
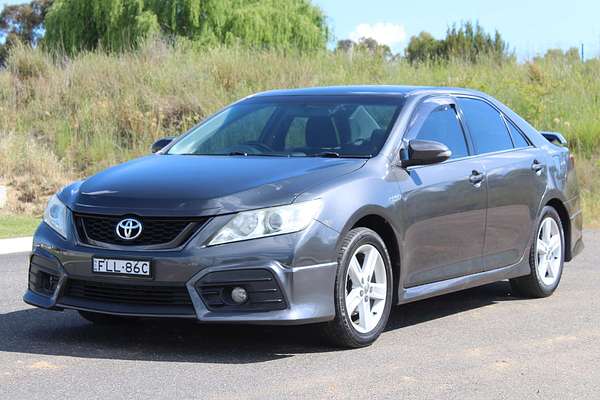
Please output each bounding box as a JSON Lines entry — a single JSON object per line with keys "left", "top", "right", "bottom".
{"left": 458, "top": 98, "right": 514, "bottom": 154}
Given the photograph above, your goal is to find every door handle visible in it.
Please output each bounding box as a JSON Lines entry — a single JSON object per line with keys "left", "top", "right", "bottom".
{"left": 469, "top": 170, "right": 484, "bottom": 186}
{"left": 531, "top": 159, "right": 545, "bottom": 175}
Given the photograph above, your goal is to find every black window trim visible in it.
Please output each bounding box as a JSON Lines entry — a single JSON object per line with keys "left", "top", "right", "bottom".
{"left": 500, "top": 113, "right": 533, "bottom": 148}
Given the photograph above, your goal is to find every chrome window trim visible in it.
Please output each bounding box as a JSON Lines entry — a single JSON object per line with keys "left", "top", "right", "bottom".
{"left": 404, "top": 146, "right": 537, "bottom": 171}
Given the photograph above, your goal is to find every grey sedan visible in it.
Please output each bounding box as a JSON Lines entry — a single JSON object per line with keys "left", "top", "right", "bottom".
{"left": 25, "top": 86, "right": 583, "bottom": 347}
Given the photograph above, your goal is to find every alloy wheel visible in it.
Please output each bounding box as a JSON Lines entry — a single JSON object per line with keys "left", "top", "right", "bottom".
{"left": 344, "top": 244, "right": 387, "bottom": 333}
{"left": 536, "top": 217, "right": 562, "bottom": 286}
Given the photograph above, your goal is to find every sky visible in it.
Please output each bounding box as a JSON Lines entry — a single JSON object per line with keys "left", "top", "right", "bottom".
{"left": 313, "top": 0, "right": 600, "bottom": 59}
{"left": 1, "top": 0, "right": 599, "bottom": 59}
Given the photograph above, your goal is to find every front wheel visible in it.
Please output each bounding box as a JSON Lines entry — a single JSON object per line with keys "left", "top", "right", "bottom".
{"left": 510, "top": 206, "right": 565, "bottom": 298}
{"left": 322, "top": 228, "right": 393, "bottom": 348}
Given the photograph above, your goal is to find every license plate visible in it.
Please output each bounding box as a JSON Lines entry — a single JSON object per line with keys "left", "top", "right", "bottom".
{"left": 92, "top": 258, "right": 151, "bottom": 277}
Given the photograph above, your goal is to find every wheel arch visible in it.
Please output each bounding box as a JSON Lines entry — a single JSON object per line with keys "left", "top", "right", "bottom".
{"left": 339, "top": 207, "right": 402, "bottom": 302}
{"left": 545, "top": 198, "right": 572, "bottom": 261}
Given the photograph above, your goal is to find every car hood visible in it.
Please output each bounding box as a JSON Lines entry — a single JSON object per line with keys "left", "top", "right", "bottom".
{"left": 61, "top": 155, "right": 366, "bottom": 217}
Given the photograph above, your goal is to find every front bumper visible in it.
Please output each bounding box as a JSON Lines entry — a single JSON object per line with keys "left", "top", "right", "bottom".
{"left": 24, "top": 220, "right": 339, "bottom": 325}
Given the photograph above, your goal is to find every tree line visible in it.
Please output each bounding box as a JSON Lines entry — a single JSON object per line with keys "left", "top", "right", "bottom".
{"left": 404, "top": 22, "right": 509, "bottom": 63}
{"left": 0, "top": 0, "right": 328, "bottom": 62}
{"left": 0, "top": 0, "right": 583, "bottom": 65}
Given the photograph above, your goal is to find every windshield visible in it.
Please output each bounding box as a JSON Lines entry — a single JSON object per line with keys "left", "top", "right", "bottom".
{"left": 167, "top": 95, "right": 404, "bottom": 158}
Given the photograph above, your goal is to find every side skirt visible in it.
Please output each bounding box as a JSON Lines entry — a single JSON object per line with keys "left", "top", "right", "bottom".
{"left": 396, "top": 258, "right": 530, "bottom": 305}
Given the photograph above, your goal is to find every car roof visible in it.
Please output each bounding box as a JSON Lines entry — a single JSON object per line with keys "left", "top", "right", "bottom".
{"left": 251, "top": 85, "right": 484, "bottom": 98}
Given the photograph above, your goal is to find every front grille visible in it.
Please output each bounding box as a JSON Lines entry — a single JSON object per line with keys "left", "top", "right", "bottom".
{"left": 64, "top": 279, "right": 193, "bottom": 306}
{"left": 74, "top": 214, "right": 208, "bottom": 248}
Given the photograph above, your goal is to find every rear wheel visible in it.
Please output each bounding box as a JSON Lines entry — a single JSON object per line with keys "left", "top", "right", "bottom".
{"left": 510, "top": 206, "right": 564, "bottom": 298}
{"left": 322, "top": 228, "right": 393, "bottom": 348}
{"left": 78, "top": 310, "right": 137, "bottom": 325}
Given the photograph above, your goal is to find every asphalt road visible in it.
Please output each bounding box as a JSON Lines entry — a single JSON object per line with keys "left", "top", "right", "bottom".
{"left": 1, "top": 231, "right": 599, "bottom": 400}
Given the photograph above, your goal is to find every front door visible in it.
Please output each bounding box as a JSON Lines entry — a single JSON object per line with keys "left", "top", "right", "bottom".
{"left": 398, "top": 97, "right": 487, "bottom": 287}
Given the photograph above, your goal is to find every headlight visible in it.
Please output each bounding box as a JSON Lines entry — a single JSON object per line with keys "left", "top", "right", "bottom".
{"left": 208, "top": 200, "right": 322, "bottom": 246}
{"left": 43, "top": 194, "right": 69, "bottom": 239}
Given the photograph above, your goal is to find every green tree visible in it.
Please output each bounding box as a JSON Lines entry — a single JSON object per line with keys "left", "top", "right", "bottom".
{"left": 444, "top": 21, "right": 508, "bottom": 62}
{"left": 221, "top": 0, "right": 328, "bottom": 51}
{"left": 0, "top": 0, "right": 52, "bottom": 64}
{"left": 405, "top": 31, "right": 443, "bottom": 63}
{"left": 43, "top": 0, "right": 328, "bottom": 54}
{"left": 335, "top": 39, "right": 353, "bottom": 53}
{"left": 335, "top": 37, "right": 392, "bottom": 59}
{"left": 541, "top": 47, "right": 581, "bottom": 63}
{"left": 405, "top": 21, "right": 510, "bottom": 63}
{"left": 43, "top": 0, "right": 159, "bottom": 54}
{"left": 355, "top": 37, "right": 391, "bottom": 58}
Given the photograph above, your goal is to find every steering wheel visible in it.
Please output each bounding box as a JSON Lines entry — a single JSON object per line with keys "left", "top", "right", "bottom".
{"left": 351, "top": 137, "right": 369, "bottom": 146}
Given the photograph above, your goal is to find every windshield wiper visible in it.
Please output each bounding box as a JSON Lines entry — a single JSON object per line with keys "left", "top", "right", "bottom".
{"left": 312, "top": 151, "right": 341, "bottom": 158}
{"left": 310, "top": 152, "right": 371, "bottom": 159}
{"left": 177, "top": 151, "right": 369, "bottom": 158}
{"left": 228, "top": 152, "right": 294, "bottom": 157}
{"left": 176, "top": 152, "right": 288, "bottom": 157}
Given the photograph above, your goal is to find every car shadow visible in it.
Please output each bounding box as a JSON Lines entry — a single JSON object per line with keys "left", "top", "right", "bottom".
{"left": 385, "top": 280, "right": 519, "bottom": 331}
{"left": 0, "top": 281, "right": 519, "bottom": 364}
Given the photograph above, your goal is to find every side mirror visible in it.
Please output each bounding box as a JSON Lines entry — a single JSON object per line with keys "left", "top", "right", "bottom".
{"left": 151, "top": 137, "right": 174, "bottom": 154}
{"left": 401, "top": 139, "right": 451, "bottom": 168}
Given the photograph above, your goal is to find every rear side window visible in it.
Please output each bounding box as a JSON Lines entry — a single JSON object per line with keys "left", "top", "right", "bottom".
{"left": 415, "top": 104, "right": 469, "bottom": 159}
{"left": 458, "top": 98, "right": 514, "bottom": 154}
{"left": 506, "top": 118, "right": 530, "bottom": 148}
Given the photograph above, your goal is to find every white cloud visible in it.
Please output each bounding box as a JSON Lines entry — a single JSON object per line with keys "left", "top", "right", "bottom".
{"left": 349, "top": 22, "right": 407, "bottom": 47}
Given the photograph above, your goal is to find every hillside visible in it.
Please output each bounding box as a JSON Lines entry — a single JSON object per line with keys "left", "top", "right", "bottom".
{"left": 0, "top": 41, "right": 598, "bottom": 224}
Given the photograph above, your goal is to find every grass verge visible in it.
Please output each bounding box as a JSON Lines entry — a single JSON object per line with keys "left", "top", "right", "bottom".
{"left": 0, "top": 214, "right": 40, "bottom": 239}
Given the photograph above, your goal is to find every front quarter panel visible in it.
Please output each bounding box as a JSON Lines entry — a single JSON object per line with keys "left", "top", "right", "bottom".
{"left": 294, "top": 157, "right": 405, "bottom": 280}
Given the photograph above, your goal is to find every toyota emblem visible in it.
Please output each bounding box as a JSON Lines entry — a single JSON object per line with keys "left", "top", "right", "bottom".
{"left": 115, "top": 218, "right": 143, "bottom": 240}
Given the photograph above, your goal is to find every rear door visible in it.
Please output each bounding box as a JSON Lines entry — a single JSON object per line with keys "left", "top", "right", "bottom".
{"left": 457, "top": 97, "right": 546, "bottom": 271}
{"left": 399, "top": 97, "right": 487, "bottom": 287}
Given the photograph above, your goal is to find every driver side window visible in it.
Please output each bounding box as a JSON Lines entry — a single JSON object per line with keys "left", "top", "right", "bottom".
{"left": 415, "top": 105, "right": 469, "bottom": 159}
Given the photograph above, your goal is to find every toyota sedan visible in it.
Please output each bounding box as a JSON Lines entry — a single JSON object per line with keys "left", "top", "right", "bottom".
{"left": 25, "top": 86, "right": 583, "bottom": 347}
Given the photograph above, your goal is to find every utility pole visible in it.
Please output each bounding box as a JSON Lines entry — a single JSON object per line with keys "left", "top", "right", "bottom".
{"left": 581, "top": 43, "right": 584, "bottom": 61}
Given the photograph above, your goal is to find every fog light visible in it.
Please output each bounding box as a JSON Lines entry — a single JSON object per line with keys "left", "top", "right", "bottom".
{"left": 231, "top": 286, "right": 248, "bottom": 304}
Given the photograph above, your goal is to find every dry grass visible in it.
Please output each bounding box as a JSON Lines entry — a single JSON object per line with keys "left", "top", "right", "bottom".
{"left": 0, "top": 41, "right": 599, "bottom": 224}
{"left": 576, "top": 157, "right": 600, "bottom": 227}
{"left": 0, "top": 133, "right": 70, "bottom": 215}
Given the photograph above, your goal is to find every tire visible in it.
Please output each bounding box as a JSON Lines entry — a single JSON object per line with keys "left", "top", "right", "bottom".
{"left": 78, "top": 310, "right": 137, "bottom": 325}
{"left": 510, "top": 206, "right": 565, "bottom": 298}
{"left": 322, "top": 227, "right": 394, "bottom": 348}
